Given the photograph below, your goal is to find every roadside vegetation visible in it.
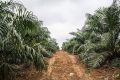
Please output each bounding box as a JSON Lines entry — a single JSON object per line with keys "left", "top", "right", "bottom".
{"left": 62, "top": 0, "right": 120, "bottom": 69}
{"left": 0, "top": 0, "right": 59, "bottom": 80}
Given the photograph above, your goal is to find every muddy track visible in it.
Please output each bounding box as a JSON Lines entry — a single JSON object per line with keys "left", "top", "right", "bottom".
{"left": 18, "top": 51, "right": 118, "bottom": 80}
{"left": 40, "top": 51, "right": 93, "bottom": 80}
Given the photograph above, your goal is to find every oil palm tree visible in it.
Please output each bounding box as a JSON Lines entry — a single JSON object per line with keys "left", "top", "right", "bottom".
{"left": 62, "top": 0, "right": 120, "bottom": 68}
{"left": 0, "top": 1, "right": 59, "bottom": 80}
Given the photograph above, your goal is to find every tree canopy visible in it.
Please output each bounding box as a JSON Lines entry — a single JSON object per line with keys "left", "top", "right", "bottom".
{"left": 62, "top": 0, "right": 120, "bottom": 68}
{"left": 0, "top": 0, "right": 59, "bottom": 80}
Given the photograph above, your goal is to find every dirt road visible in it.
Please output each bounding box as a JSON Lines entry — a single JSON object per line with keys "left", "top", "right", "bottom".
{"left": 40, "top": 51, "right": 92, "bottom": 80}
{"left": 20, "top": 51, "right": 118, "bottom": 80}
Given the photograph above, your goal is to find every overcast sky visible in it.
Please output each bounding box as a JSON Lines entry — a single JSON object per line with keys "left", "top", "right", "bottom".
{"left": 15, "top": 0, "right": 113, "bottom": 47}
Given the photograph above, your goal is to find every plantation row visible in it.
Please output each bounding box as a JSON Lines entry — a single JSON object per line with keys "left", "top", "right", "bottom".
{"left": 62, "top": 1, "right": 120, "bottom": 68}
{"left": 0, "top": 1, "right": 59, "bottom": 80}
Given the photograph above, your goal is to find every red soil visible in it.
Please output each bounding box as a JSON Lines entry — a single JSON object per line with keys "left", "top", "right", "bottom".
{"left": 17, "top": 51, "right": 119, "bottom": 80}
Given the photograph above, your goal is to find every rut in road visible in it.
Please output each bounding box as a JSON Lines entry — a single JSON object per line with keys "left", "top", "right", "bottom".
{"left": 40, "top": 51, "right": 92, "bottom": 80}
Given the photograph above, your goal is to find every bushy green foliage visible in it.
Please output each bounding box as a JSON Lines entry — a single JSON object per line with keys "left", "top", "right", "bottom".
{"left": 62, "top": 0, "right": 120, "bottom": 68}
{"left": 111, "top": 58, "right": 120, "bottom": 68}
{"left": 0, "top": 0, "right": 59, "bottom": 80}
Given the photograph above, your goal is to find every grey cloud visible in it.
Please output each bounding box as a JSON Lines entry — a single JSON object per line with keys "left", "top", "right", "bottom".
{"left": 15, "top": 0, "right": 113, "bottom": 47}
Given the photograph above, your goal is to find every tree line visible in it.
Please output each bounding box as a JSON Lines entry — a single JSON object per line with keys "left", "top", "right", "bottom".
{"left": 62, "top": 0, "right": 120, "bottom": 68}
{"left": 0, "top": 0, "right": 59, "bottom": 80}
